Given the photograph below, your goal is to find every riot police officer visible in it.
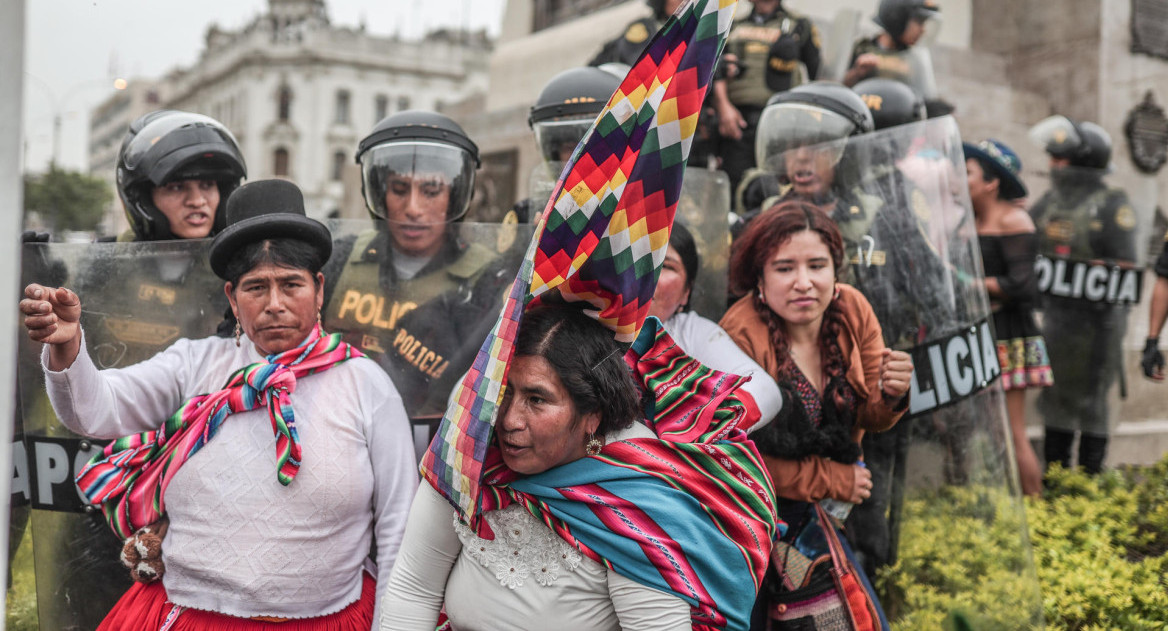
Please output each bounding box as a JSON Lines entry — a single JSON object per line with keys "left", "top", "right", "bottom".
{"left": 589, "top": 0, "right": 681, "bottom": 67}
{"left": 1143, "top": 229, "right": 1168, "bottom": 381}
{"left": 1030, "top": 115, "right": 1138, "bottom": 474}
{"left": 116, "top": 109, "right": 247, "bottom": 242}
{"left": 713, "top": 0, "right": 821, "bottom": 194}
{"left": 843, "top": 0, "right": 940, "bottom": 89}
{"left": 327, "top": 111, "right": 512, "bottom": 424}
{"left": 516, "top": 66, "right": 624, "bottom": 223}
{"left": 34, "top": 109, "right": 246, "bottom": 629}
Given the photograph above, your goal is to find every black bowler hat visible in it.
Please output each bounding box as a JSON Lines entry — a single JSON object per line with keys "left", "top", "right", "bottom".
{"left": 208, "top": 179, "right": 332, "bottom": 279}
{"left": 962, "top": 139, "right": 1028, "bottom": 200}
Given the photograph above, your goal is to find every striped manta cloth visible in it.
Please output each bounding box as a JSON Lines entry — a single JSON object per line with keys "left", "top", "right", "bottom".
{"left": 422, "top": 0, "right": 741, "bottom": 528}
{"left": 420, "top": 1, "right": 780, "bottom": 628}
{"left": 75, "top": 325, "right": 362, "bottom": 539}
{"left": 482, "top": 319, "right": 780, "bottom": 631}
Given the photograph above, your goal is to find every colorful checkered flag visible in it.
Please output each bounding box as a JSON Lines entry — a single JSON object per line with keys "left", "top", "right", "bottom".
{"left": 421, "top": 0, "right": 740, "bottom": 524}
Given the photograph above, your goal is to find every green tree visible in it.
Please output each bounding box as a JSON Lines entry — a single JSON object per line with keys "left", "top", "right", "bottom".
{"left": 23, "top": 164, "right": 112, "bottom": 233}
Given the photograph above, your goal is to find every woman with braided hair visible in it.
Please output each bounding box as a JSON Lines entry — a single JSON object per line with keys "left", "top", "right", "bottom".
{"left": 20, "top": 180, "right": 417, "bottom": 630}
{"left": 719, "top": 200, "right": 912, "bottom": 630}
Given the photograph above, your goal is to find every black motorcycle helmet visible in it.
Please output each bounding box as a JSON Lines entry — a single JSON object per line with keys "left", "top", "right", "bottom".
{"left": 1029, "top": 115, "right": 1113, "bottom": 170}
{"left": 874, "top": 0, "right": 941, "bottom": 46}
{"left": 528, "top": 67, "right": 623, "bottom": 163}
{"left": 355, "top": 110, "right": 480, "bottom": 222}
{"left": 852, "top": 78, "right": 925, "bottom": 130}
{"left": 116, "top": 110, "right": 246, "bottom": 241}
{"left": 756, "top": 81, "right": 875, "bottom": 175}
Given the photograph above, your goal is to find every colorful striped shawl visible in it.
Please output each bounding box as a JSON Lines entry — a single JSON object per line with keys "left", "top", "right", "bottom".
{"left": 421, "top": 0, "right": 739, "bottom": 533}
{"left": 479, "top": 320, "right": 781, "bottom": 631}
{"left": 74, "top": 325, "right": 363, "bottom": 538}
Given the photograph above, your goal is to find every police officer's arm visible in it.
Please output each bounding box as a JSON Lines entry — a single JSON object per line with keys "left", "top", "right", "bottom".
{"left": 712, "top": 79, "right": 745, "bottom": 140}
{"left": 1096, "top": 191, "right": 1138, "bottom": 263}
{"left": 1151, "top": 237, "right": 1168, "bottom": 340}
{"left": 843, "top": 43, "right": 877, "bottom": 87}
{"left": 20, "top": 284, "right": 82, "bottom": 371}
{"left": 1144, "top": 239, "right": 1168, "bottom": 380}
{"left": 799, "top": 20, "right": 822, "bottom": 80}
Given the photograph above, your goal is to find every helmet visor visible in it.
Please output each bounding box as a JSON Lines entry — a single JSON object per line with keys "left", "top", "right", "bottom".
{"left": 121, "top": 112, "right": 244, "bottom": 184}
{"left": 756, "top": 103, "right": 855, "bottom": 174}
{"left": 360, "top": 141, "right": 477, "bottom": 223}
{"left": 533, "top": 118, "right": 593, "bottom": 164}
{"left": 1028, "top": 115, "right": 1081, "bottom": 159}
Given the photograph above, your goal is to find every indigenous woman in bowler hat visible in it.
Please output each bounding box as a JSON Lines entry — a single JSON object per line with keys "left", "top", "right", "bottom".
{"left": 965, "top": 138, "right": 1052, "bottom": 496}
{"left": 20, "top": 179, "right": 417, "bottom": 630}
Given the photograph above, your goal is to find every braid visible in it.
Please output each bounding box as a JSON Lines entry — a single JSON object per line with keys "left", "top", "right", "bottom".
{"left": 818, "top": 295, "right": 852, "bottom": 411}
{"left": 754, "top": 291, "right": 794, "bottom": 381}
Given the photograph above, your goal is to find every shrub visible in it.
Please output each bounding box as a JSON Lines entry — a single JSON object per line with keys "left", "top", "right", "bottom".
{"left": 879, "top": 456, "right": 1168, "bottom": 630}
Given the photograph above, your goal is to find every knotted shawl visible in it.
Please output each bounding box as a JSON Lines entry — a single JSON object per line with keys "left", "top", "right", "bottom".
{"left": 75, "top": 325, "right": 363, "bottom": 538}
{"left": 477, "top": 320, "right": 782, "bottom": 631}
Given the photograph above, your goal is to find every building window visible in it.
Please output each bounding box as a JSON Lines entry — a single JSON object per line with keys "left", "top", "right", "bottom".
{"left": 335, "top": 90, "right": 351, "bottom": 125}
{"left": 278, "top": 85, "right": 293, "bottom": 122}
{"left": 274, "top": 147, "right": 290, "bottom": 177}
{"left": 374, "top": 94, "right": 389, "bottom": 124}
{"left": 396, "top": 95, "right": 411, "bottom": 112}
{"left": 331, "top": 150, "right": 346, "bottom": 181}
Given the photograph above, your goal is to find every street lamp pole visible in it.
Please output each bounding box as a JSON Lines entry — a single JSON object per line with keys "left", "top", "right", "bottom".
{"left": 23, "top": 72, "right": 126, "bottom": 168}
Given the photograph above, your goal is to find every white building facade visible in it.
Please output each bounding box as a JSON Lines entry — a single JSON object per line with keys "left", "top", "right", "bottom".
{"left": 88, "top": 0, "right": 490, "bottom": 228}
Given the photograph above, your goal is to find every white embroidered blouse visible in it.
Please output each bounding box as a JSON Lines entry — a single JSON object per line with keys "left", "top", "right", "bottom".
{"left": 379, "top": 423, "right": 692, "bottom": 631}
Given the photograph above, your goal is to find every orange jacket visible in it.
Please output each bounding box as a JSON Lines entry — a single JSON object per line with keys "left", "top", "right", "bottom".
{"left": 719, "top": 284, "right": 908, "bottom": 502}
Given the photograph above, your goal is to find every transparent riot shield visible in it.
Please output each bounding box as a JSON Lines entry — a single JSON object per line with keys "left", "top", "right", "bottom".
{"left": 18, "top": 239, "right": 228, "bottom": 630}
{"left": 529, "top": 163, "right": 733, "bottom": 321}
{"left": 321, "top": 219, "right": 536, "bottom": 459}
{"left": 767, "top": 117, "right": 1044, "bottom": 627}
{"left": 1027, "top": 164, "right": 1149, "bottom": 441}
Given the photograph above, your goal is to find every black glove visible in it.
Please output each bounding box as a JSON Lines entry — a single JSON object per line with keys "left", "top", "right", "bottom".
{"left": 1142, "top": 338, "right": 1164, "bottom": 380}
{"left": 20, "top": 231, "right": 50, "bottom": 244}
{"left": 769, "top": 32, "right": 801, "bottom": 61}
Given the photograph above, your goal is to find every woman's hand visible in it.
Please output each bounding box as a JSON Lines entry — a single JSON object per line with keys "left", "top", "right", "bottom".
{"left": 20, "top": 284, "right": 83, "bottom": 370}
{"left": 848, "top": 464, "right": 873, "bottom": 504}
{"left": 878, "top": 348, "right": 913, "bottom": 400}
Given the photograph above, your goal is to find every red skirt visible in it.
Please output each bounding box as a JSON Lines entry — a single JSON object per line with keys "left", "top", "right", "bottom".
{"left": 97, "top": 572, "right": 375, "bottom": 631}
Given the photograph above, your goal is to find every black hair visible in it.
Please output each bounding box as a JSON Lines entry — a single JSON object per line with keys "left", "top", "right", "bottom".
{"left": 223, "top": 238, "right": 326, "bottom": 288}
{"left": 668, "top": 222, "right": 700, "bottom": 299}
{"left": 514, "top": 306, "right": 640, "bottom": 436}
{"left": 971, "top": 155, "right": 1009, "bottom": 200}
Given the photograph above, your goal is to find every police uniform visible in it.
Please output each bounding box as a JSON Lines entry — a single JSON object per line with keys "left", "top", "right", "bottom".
{"left": 323, "top": 229, "right": 513, "bottom": 421}
{"left": 719, "top": 6, "right": 821, "bottom": 193}
{"left": 1032, "top": 173, "right": 1137, "bottom": 472}
{"left": 589, "top": 16, "right": 663, "bottom": 67}
{"left": 848, "top": 37, "right": 917, "bottom": 86}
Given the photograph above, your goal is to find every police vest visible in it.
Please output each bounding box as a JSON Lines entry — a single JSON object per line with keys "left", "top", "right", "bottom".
{"left": 725, "top": 11, "right": 806, "bottom": 108}
{"left": 81, "top": 256, "right": 227, "bottom": 368}
{"left": 850, "top": 38, "right": 914, "bottom": 85}
{"left": 323, "top": 230, "right": 496, "bottom": 387}
{"left": 1032, "top": 184, "right": 1137, "bottom": 262}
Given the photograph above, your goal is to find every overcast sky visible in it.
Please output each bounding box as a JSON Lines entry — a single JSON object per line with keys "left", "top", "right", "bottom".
{"left": 22, "top": 0, "right": 506, "bottom": 173}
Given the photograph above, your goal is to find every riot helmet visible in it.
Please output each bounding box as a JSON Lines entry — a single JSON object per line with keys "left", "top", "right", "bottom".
{"left": 874, "top": 0, "right": 941, "bottom": 47}
{"left": 852, "top": 78, "right": 926, "bottom": 130}
{"left": 755, "top": 82, "right": 875, "bottom": 196}
{"left": 1028, "top": 115, "right": 1113, "bottom": 170}
{"left": 356, "top": 110, "right": 480, "bottom": 227}
{"left": 116, "top": 110, "right": 246, "bottom": 241}
{"left": 528, "top": 67, "right": 623, "bottom": 163}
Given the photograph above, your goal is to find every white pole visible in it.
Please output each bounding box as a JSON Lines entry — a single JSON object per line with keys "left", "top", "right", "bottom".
{"left": 0, "top": 1, "right": 27, "bottom": 624}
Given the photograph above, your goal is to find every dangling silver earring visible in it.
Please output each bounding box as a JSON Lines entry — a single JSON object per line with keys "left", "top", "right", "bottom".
{"left": 233, "top": 322, "right": 241, "bottom": 347}
{"left": 585, "top": 433, "right": 603, "bottom": 456}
